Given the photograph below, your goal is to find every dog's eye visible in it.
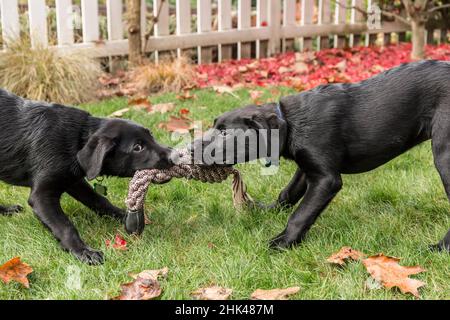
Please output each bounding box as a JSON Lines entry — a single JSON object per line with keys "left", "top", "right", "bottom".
{"left": 220, "top": 129, "right": 228, "bottom": 137}
{"left": 133, "top": 144, "right": 144, "bottom": 152}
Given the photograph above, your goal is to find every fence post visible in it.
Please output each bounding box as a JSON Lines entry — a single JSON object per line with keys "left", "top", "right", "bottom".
{"left": 238, "top": 0, "right": 252, "bottom": 59}
{"left": 176, "top": 0, "right": 191, "bottom": 59}
{"left": 350, "top": 0, "right": 364, "bottom": 47}
{"left": 256, "top": 0, "right": 268, "bottom": 58}
{"left": 81, "top": 0, "right": 99, "bottom": 43}
{"left": 218, "top": 0, "right": 232, "bottom": 61}
{"left": 107, "top": 0, "right": 123, "bottom": 41}
{"left": 197, "top": 0, "right": 213, "bottom": 64}
{"left": 28, "top": 0, "right": 48, "bottom": 48}
{"left": 153, "top": 0, "right": 170, "bottom": 63}
{"left": 317, "top": 0, "right": 332, "bottom": 50}
{"left": 334, "top": 0, "right": 346, "bottom": 48}
{"left": 0, "top": 0, "right": 20, "bottom": 47}
{"left": 267, "top": 0, "right": 281, "bottom": 56}
{"left": 56, "top": 0, "right": 74, "bottom": 46}
{"left": 301, "top": 0, "right": 314, "bottom": 51}
{"left": 283, "top": 0, "right": 296, "bottom": 52}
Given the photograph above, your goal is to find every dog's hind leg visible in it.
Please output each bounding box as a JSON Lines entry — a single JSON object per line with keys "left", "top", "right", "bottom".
{"left": 260, "top": 168, "right": 307, "bottom": 210}
{"left": 0, "top": 204, "right": 23, "bottom": 215}
{"left": 66, "top": 179, "right": 125, "bottom": 220}
{"left": 430, "top": 115, "right": 450, "bottom": 252}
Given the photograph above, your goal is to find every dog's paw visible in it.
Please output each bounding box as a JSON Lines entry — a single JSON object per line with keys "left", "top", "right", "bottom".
{"left": 429, "top": 242, "right": 450, "bottom": 253}
{"left": 74, "top": 247, "right": 104, "bottom": 265}
{"left": 269, "top": 232, "right": 295, "bottom": 250}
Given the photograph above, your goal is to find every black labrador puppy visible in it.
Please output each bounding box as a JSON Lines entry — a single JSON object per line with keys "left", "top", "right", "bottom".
{"left": 0, "top": 89, "right": 173, "bottom": 264}
{"left": 193, "top": 60, "right": 450, "bottom": 252}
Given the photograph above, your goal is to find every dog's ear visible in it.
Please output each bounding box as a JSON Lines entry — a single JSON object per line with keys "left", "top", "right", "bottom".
{"left": 77, "top": 134, "right": 115, "bottom": 180}
{"left": 244, "top": 113, "right": 279, "bottom": 129}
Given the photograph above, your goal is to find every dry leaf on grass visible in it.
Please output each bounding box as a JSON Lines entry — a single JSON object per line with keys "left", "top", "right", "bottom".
{"left": 113, "top": 267, "right": 168, "bottom": 300}
{"left": 0, "top": 257, "right": 33, "bottom": 288}
{"left": 362, "top": 254, "right": 425, "bottom": 298}
{"left": 128, "top": 97, "right": 152, "bottom": 111}
{"left": 105, "top": 234, "right": 128, "bottom": 251}
{"left": 213, "top": 85, "right": 239, "bottom": 99}
{"left": 109, "top": 107, "right": 130, "bottom": 118}
{"left": 249, "top": 90, "right": 263, "bottom": 103}
{"left": 149, "top": 102, "right": 175, "bottom": 114}
{"left": 176, "top": 91, "right": 196, "bottom": 100}
{"left": 327, "top": 246, "right": 365, "bottom": 265}
{"left": 251, "top": 287, "right": 300, "bottom": 300}
{"left": 158, "top": 115, "right": 195, "bottom": 134}
{"left": 191, "top": 286, "right": 233, "bottom": 300}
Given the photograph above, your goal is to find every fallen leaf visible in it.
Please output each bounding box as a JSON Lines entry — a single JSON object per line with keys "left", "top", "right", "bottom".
{"left": 113, "top": 267, "right": 168, "bottom": 300}
{"left": 128, "top": 97, "right": 152, "bottom": 111}
{"left": 113, "top": 277, "right": 161, "bottom": 300}
{"left": 149, "top": 102, "right": 175, "bottom": 114}
{"left": 158, "top": 115, "right": 195, "bottom": 134}
{"left": 278, "top": 66, "right": 292, "bottom": 74}
{"left": 213, "top": 85, "right": 239, "bottom": 99}
{"left": 249, "top": 90, "right": 263, "bottom": 103}
{"left": 293, "top": 62, "right": 309, "bottom": 74}
{"left": 109, "top": 107, "right": 130, "bottom": 118}
{"left": 335, "top": 60, "right": 347, "bottom": 72}
{"left": 179, "top": 108, "right": 190, "bottom": 115}
{"left": 192, "top": 286, "right": 232, "bottom": 300}
{"left": 363, "top": 254, "right": 425, "bottom": 298}
{"left": 0, "top": 257, "right": 33, "bottom": 288}
{"left": 251, "top": 287, "right": 300, "bottom": 300}
{"left": 176, "top": 91, "right": 196, "bottom": 100}
{"left": 129, "top": 267, "right": 168, "bottom": 281}
{"left": 327, "top": 246, "right": 365, "bottom": 265}
{"left": 106, "top": 234, "right": 128, "bottom": 251}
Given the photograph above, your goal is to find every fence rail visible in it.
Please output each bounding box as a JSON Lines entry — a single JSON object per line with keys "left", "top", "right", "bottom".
{"left": 0, "top": 0, "right": 445, "bottom": 64}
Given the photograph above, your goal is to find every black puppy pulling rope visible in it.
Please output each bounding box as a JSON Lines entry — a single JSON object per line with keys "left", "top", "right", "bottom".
{"left": 124, "top": 149, "right": 253, "bottom": 235}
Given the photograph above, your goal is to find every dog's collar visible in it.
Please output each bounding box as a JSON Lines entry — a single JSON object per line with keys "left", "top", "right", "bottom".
{"left": 275, "top": 102, "right": 284, "bottom": 121}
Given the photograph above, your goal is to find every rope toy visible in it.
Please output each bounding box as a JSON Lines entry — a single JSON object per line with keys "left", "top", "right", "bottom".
{"left": 124, "top": 149, "right": 253, "bottom": 235}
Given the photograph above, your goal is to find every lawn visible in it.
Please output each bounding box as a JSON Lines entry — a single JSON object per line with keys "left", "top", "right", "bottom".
{"left": 0, "top": 87, "right": 449, "bottom": 300}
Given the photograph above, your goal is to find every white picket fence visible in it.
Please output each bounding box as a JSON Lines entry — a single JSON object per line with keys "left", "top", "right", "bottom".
{"left": 0, "top": 0, "right": 414, "bottom": 64}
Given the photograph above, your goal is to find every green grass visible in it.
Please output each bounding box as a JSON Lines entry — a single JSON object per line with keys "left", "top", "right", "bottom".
{"left": 0, "top": 87, "right": 449, "bottom": 300}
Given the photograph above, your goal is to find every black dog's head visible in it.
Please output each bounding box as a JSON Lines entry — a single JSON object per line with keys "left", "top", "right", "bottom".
{"left": 191, "top": 103, "right": 286, "bottom": 165}
{"left": 77, "top": 119, "right": 173, "bottom": 180}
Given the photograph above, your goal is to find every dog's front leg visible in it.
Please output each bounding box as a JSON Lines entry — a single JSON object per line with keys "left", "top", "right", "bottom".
{"left": 260, "top": 168, "right": 307, "bottom": 210}
{"left": 28, "top": 185, "right": 104, "bottom": 265}
{"left": 66, "top": 179, "right": 125, "bottom": 220}
{"left": 270, "top": 173, "right": 342, "bottom": 249}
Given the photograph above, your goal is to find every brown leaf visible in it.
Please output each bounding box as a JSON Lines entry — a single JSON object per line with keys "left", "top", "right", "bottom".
{"left": 176, "top": 91, "right": 196, "bottom": 101}
{"left": 114, "top": 267, "right": 168, "bottom": 300}
{"left": 128, "top": 97, "right": 152, "bottom": 111}
{"left": 327, "top": 246, "right": 365, "bottom": 265}
{"left": 213, "top": 85, "right": 239, "bottom": 99}
{"left": 0, "top": 257, "right": 33, "bottom": 288}
{"left": 113, "top": 277, "right": 161, "bottom": 300}
{"left": 109, "top": 107, "right": 130, "bottom": 118}
{"left": 363, "top": 254, "right": 426, "bottom": 298}
{"left": 191, "top": 286, "right": 233, "bottom": 300}
{"left": 129, "top": 267, "right": 169, "bottom": 281}
{"left": 251, "top": 287, "right": 300, "bottom": 300}
{"left": 158, "top": 115, "right": 194, "bottom": 134}
{"left": 149, "top": 102, "right": 175, "bottom": 114}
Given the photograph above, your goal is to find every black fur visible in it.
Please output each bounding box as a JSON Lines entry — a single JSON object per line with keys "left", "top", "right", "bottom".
{"left": 0, "top": 89, "right": 173, "bottom": 264}
{"left": 196, "top": 60, "right": 450, "bottom": 252}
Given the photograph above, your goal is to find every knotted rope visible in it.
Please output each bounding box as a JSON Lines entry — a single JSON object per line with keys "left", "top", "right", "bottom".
{"left": 124, "top": 149, "right": 253, "bottom": 235}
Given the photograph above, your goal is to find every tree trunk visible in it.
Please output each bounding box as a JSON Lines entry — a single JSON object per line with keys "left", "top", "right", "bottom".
{"left": 411, "top": 19, "right": 426, "bottom": 60}
{"left": 127, "top": 0, "right": 142, "bottom": 66}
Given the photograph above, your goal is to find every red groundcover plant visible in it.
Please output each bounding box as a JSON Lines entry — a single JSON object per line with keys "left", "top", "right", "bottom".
{"left": 195, "top": 43, "right": 450, "bottom": 91}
